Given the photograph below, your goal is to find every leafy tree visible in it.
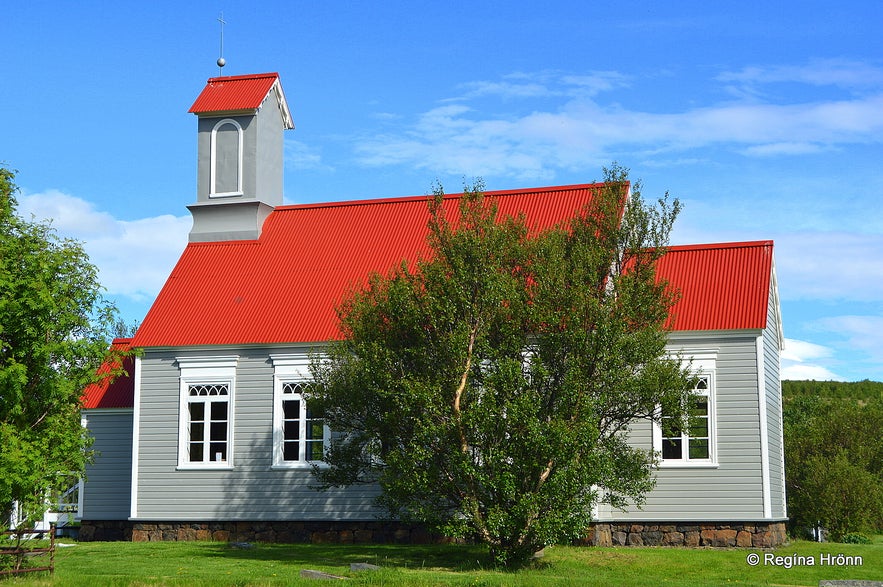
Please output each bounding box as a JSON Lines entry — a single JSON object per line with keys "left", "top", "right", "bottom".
{"left": 0, "top": 165, "right": 122, "bottom": 529}
{"left": 309, "top": 166, "right": 694, "bottom": 567}
{"left": 784, "top": 394, "right": 883, "bottom": 541}
{"left": 782, "top": 379, "right": 883, "bottom": 403}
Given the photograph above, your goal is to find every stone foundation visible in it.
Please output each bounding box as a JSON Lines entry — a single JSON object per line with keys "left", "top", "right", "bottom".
{"left": 79, "top": 520, "right": 442, "bottom": 545}
{"left": 584, "top": 521, "right": 788, "bottom": 548}
{"left": 81, "top": 519, "right": 788, "bottom": 548}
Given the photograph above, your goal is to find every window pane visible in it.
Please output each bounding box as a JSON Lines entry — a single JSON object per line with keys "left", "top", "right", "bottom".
{"left": 189, "top": 442, "right": 204, "bottom": 462}
{"left": 691, "top": 397, "right": 708, "bottom": 417}
{"left": 306, "top": 420, "right": 323, "bottom": 440}
{"left": 283, "top": 399, "right": 300, "bottom": 421}
{"left": 690, "top": 418, "right": 708, "bottom": 438}
{"left": 283, "top": 420, "right": 299, "bottom": 439}
{"left": 209, "top": 442, "right": 227, "bottom": 462}
{"left": 662, "top": 438, "right": 682, "bottom": 460}
{"left": 210, "top": 421, "right": 227, "bottom": 442}
{"left": 306, "top": 440, "right": 324, "bottom": 461}
{"left": 689, "top": 439, "right": 709, "bottom": 459}
{"left": 661, "top": 418, "right": 680, "bottom": 438}
{"left": 283, "top": 441, "right": 299, "bottom": 461}
{"left": 210, "top": 401, "right": 227, "bottom": 421}
{"left": 189, "top": 402, "right": 204, "bottom": 422}
{"left": 283, "top": 382, "right": 303, "bottom": 395}
{"left": 190, "top": 422, "right": 205, "bottom": 442}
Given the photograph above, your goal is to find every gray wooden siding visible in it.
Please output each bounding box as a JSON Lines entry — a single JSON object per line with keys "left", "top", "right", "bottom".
{"left": 134, "top": 347, "right": 382, "bottom": 521}
{"left": 137, "top": 334, "right": 778, "bottom": 523}
{"left": 82, "top": 409, "right": 133, "bottom": 520}
{"left": 596, "top": 334, "right": 767, "bottom": 521}
{"left": 762, "top": 283, "right": 787, "bottom": 519}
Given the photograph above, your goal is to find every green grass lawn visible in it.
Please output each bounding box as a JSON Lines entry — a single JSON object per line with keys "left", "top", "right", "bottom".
{"left": 1, "top": 538, "right": 880, "bottom": 586}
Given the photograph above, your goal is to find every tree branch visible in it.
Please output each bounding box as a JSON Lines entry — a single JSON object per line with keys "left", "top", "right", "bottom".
{"left": 453, "top": 324, "right": 478, "bottom": 453}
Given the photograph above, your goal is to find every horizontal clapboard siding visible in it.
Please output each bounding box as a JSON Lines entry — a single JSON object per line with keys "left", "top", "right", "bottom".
{"left": 82, "top": 409, "right": 133, "bottom": 520}
{"left": 597, "top": 334, "right": 766, "bottom": 521}
{"left": 134, "top": 347, "right": 382, "bottom": 521}
{"left": 763, "top": 283, "right": 787, "bottom": 519}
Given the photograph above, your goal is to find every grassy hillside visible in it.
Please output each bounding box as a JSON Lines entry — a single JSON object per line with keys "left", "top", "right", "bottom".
{"left": 782, "top": 379, "right": 883, "bottom": 403}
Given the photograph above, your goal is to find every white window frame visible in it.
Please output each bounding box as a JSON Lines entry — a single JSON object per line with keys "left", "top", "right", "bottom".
{"left": 176, "top": 356, "right": 238, "bottom": 469}
{"left": 209, "top": 118, "right": 244, "bottom": 198}
{"left": 653, "top": 352, "right": 718, "bottom": 468}
{"left": 270, "top": 354, "right": 329, "bottom": 469}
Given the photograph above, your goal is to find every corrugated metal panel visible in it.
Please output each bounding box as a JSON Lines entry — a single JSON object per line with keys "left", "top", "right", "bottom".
{"left": 133, "top": 185, "right": 609, "bottom": 347}
{"left": 132, "top": 188, "right": 774, "bottom": 348}
{"left": 82, "top": 338, "right": 135, "bottom": 409}
{"left": 188, "top": 73, "right": 280, "bottom": 114}
{"left": 658, "top": 241, "right": 773, "bottom": 332}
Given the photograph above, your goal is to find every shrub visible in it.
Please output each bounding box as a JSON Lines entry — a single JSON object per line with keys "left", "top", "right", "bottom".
{"left": 840, "top": 532, "right": 872, "bottom": 544}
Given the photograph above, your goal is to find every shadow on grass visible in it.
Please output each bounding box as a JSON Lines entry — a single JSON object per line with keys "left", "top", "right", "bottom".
{"left": 203, "top": 542, "right": 496, "bottom": 573}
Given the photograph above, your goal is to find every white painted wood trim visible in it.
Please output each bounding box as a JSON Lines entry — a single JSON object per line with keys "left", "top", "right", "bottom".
{"left": 209, "top": 118, "right": 244, "bottom": 198}
{"left": 129, "top": 355, "right": 142, "bottom": 520}
{"left": 176, "top": 357, "right": 238, "bottom": 469}
{"left": 756, "top": 334, "right": 772, "bottom": 519}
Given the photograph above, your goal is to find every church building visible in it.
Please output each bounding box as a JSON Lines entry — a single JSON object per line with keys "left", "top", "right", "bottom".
{"left": 79, "top": 72, "right": 787, "bottom": 548}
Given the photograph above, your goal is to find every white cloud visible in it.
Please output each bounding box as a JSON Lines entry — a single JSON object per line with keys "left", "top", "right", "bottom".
{"left": 781, "top": 363, "right": 842, "bottom": 381}
{"left": 717, "top": 59, "right": 883, "bottom": 90}
{"left": 782, "top": 338, "right": 832, "bottom": 363}
{"left": 780, "top": 338, "right": 843, "bottom": 381}
{"left": 354, "top": 68, "right": 883, "bottom": 180}
{"left": 18, "top": 189, "right": 121, "bottom": 239}
{"left": 740, "top": 142, "right": 827, "bottom": 157}
{"left": 453, "top": 70, "right": 631, "bottom": 101}
{"left": 19, "top": 190, "right": 190, "bottom": 301}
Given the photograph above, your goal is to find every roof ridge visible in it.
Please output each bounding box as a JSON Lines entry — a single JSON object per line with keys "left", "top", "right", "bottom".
{"left": 205, "top": 72, "right": 279, "bottom": 83}
{"left": 275, "top": 182, "right": 609, "bottom": 212}
{"left": 666, "top": 240, "right": 773, "bottom": 252}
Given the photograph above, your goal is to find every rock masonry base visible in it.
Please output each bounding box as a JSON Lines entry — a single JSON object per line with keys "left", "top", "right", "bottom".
{"left": 81, "top": 519, "right": 787, "bottom": 548}
{"left": 585, "top": 521, "right": 788, "bottom": 548}
{"left": 78, "top": 520, "right": 442, "bottom": 544}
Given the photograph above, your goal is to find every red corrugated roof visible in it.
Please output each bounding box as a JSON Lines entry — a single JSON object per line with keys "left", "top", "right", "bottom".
{"left": 659, "top": 241, "right": 774, "bottom": 331}
{"left": 132, "top": 187, "right": 774, "bottom": 349}
{"left": 189, "top": 72, "right": 284, "bottom": 115}
{"left": 81, "top": 338, "right": 135, "bottom": 409}
{"left": 133, "top": 184, "right": 612, "bottom": 347}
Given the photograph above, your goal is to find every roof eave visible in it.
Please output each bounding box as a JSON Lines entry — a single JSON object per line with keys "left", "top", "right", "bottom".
{"left": 271, "top": 79, "right": 295, "bottom": 130}
{"left": 190, "top": 107, "right": 261, "bottom": 118}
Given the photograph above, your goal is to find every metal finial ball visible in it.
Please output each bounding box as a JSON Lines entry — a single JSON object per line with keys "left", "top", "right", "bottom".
{"left": 217, "top": 57, "right": 226, "bottom": 68}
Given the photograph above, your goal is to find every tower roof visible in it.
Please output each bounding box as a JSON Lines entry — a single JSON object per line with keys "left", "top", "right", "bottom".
{"left": 189, "top": 72, "right": 294, "bottom": 129}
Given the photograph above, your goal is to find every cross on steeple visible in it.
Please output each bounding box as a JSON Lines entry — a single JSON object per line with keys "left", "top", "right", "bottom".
{"left": 217, "top": 12, "right": 227, "bottom": 74}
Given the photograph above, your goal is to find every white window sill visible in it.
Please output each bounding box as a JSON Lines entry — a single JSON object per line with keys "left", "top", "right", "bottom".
{"left": 658, "top": 461, "right": 719, "bottom": 469}
{"left": 271, "top": 462, "right": 328, "bottom": 470}
{"left": 176, "top": 464, "right": 234, "bottom": 471}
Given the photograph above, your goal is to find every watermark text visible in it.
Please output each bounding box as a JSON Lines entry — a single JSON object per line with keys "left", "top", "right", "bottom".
{"left": 746, "top": 552, "right": 863, "bottom": 568}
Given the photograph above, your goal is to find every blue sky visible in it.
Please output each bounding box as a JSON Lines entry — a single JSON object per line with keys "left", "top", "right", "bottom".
{"left": 2, "top": 1, "right": 881, "bottom": 381}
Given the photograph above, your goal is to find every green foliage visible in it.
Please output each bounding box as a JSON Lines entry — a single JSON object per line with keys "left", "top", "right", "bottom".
{"left": 841, "top": 532, "right": 873, "bottom": 544}
{"left": 783, "top": 379, "right": 883, "bottom": 403}
{"left": 783, "top": 392, "right": 883, "bottom": 541}
{"left": 0, "top": 165, "right": 122, "bottom": 528}
{"left": 309, "top": 165, "right": 693, "bottom": 568}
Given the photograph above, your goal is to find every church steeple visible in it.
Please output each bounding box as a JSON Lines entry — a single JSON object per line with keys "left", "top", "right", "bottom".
{"left": 187, "top": 72, "right": 294, "bottom": 242}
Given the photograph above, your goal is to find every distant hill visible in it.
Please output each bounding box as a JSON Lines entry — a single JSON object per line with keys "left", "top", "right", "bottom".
{"left": 782, "top": 379, "right": 883, "bottom": 403}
